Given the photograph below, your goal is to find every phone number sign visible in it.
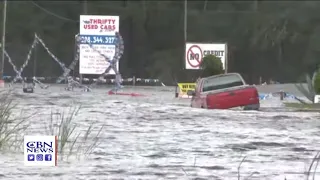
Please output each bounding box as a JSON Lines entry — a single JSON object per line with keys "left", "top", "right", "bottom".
{"left": 79, "top": 15, "right": 120, "bottom": 74}
{"left": 79, "top": 35, "right": 116, "bottom": 45}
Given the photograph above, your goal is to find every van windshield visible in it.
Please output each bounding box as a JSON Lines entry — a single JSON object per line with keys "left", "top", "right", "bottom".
{"left": 202, "top": 74, "right": 244, "bottom": 92}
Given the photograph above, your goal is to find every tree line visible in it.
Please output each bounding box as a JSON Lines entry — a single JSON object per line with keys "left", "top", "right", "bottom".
{"left": 1, "top": 1, "right": 320, "bottom": 85}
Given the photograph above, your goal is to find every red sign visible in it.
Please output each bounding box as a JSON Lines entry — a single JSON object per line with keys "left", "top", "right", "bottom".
{"left": 187, "top": 45, "right": 203, "bottom": 68}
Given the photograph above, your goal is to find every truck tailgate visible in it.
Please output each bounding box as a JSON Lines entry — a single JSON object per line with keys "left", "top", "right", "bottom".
{"left": 206, "top": 85, "right": 259, "bottom": 109}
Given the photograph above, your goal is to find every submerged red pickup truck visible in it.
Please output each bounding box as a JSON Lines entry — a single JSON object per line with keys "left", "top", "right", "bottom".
{"left": 187, "top": 73, "right": 260, "bottom": 110}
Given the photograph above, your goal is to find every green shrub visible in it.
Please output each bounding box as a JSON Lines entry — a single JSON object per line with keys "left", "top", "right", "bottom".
{"left": 200, "top": 55, "right": 224, "bottom": 77}
{"left": 314, "top": 70, "right": 320, "bottom": 94}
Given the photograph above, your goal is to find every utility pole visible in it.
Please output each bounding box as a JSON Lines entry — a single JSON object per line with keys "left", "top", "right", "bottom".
{"left": 79, "top": 0, "right": 87, "bottom": 85}
{"left": 184, "top": 0, "right": 187, "bottom": 42}
{"left": 83, "top": 0, "right": 88, "bottom": 14}
{"left": 183, "top": 0, "right": 188, "bottom": 71}
{"left": 253, "top": 0, "right": 258, "bottom": 12}
{"left": 1, "top": 0, "right": 7, "bottom": 80}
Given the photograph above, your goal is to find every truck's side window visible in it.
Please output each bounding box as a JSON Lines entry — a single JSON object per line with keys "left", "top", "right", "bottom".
{"left": 202, "top": 74, "right": 244, "bottom": 92}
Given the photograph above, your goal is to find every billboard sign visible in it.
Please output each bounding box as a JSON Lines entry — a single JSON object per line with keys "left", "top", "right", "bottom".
{"left": 185, "top": 43, "right": 227, "bottom": 70}
{"left": 79, "top": 15, "right": 120, "bottom": 74}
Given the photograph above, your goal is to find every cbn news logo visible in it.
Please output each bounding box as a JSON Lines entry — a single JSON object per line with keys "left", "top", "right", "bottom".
{"left": 24, "top": 136, "right": 58, "bottom": 166}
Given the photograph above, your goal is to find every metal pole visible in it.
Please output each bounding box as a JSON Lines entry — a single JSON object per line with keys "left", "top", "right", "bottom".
{"left": 184, "top": 0, "right": 187, "bottom": 42}
{"left": 1, "top": 0, "right": 7, "bottom": 80}
{"left": 73, "top": 34, "right": 77, "bottom": 78}
{"left": 79, "top": 0, "right": 87, "bottom": 85}
{"left": 225, "top": 44, "right": 228, "bottom": 73}
{"left": 253, "top": 0, "right": 258, "bottom": 12}
{"left": 183, "top": 0, "right": 188, "bottom": 70}
{"left": 33, "top": 45, "right": 37, "bottom": 76}
{"left": 83, "top": 0, "right": 88, "bottom": 14}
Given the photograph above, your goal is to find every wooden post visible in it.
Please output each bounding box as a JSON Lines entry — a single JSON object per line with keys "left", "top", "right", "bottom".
{"left": 133, "top": 76, "right": 135, "bottom": 86}
{"left": 175, "top": 84, "right": 179, "bottom": 98}
{"left": 280, "top": 90, "right": 284, "bottom": 101}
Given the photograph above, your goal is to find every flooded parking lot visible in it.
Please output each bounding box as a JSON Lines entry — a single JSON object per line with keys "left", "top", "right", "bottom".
{"left": 0, "top": 85, "right": 319, "bottom": 180}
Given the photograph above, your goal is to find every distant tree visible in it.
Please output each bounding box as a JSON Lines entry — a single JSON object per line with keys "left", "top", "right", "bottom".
{"left": 200, "top": 55, "right": 224, "bottom": 77}
{"left": 314, "top": 68, "right": 320, "bottom": 94}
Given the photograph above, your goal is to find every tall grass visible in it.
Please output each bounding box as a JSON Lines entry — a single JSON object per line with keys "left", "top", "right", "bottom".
{"left": 0, "top": 90, "right": 30, "bottom": 151}
{"left": 0, "top": 90, "right": 103, "bottom": 161}
{"left": 182, "top": 153, "right": 320, "bottom": 179}
{"left": 306, "top": 152, "right": 320, "bottom": 180}
{"left": 295, "top": 74, "right": 316, "bottom": 103}
{"left": 237, "top": 155, "right": 320, "bottom": 180}
{"left": 46, "top": 106, "right": 103, "bottom": 161}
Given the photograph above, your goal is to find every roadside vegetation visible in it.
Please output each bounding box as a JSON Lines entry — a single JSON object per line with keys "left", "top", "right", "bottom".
{"left": 290, "top": 68, "right": 320, "bottom": 110}
{"left": 200, "top": 55, "right": 224, "bottom": 77}
{"left": 295, "top": 68, "right": 320, "bottom": 103}
{"left": 284, "top": 102, "right": 320, "bottom": 110}
{"left": 314, "top": 69, "right": 320, "bottom": 95}
{"left": 0, "top": 90, "right": 103, "bottom": 161}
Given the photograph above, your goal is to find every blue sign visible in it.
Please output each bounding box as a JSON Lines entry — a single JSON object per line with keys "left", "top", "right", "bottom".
{"left": 79, "top": 35, "right": 116, "bottom": 45}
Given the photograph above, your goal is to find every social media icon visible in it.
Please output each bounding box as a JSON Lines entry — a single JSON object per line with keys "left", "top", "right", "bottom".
{"left": 45, "top": 154, "right": 52, "bottom": 161}
{"left": 27, "top": 154, "right": 34, "bottom": 161}
{"left": 36, "top": 154, "right": 43, "bottom": 161}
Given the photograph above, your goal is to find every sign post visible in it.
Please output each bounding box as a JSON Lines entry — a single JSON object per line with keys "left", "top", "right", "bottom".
{"left": 79, "top": 15, "right": 120, "bottom": 75}
{"left": 185, "top": 42, "right": 227, "bottom": 72}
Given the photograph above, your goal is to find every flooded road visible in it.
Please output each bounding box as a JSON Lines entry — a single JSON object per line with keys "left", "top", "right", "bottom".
{"left": 0, "top": 85, "right": 319, "bottom": 180}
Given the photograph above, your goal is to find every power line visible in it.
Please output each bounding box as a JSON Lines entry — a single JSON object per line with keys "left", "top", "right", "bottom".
{"left": 31, "top": 1, "right": 79, "bottom": 23}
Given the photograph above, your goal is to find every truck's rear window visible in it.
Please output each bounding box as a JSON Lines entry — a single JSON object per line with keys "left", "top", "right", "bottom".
{"left": 202, "top": 74, "right": 244, "bottom": 92}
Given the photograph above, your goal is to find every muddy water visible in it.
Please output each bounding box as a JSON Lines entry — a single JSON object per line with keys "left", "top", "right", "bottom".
{"left": 0, "top": 85, "right": 319, "bottom": 180}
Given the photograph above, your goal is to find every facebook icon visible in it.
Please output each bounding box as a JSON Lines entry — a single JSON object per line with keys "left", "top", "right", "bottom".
{"left": 45, "top": 154, "right": 52, "bottom": 161}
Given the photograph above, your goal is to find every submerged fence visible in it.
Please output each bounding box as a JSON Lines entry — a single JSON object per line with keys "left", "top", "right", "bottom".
{"left": 2, "top": 75, "right": 165, "bottom": 86}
